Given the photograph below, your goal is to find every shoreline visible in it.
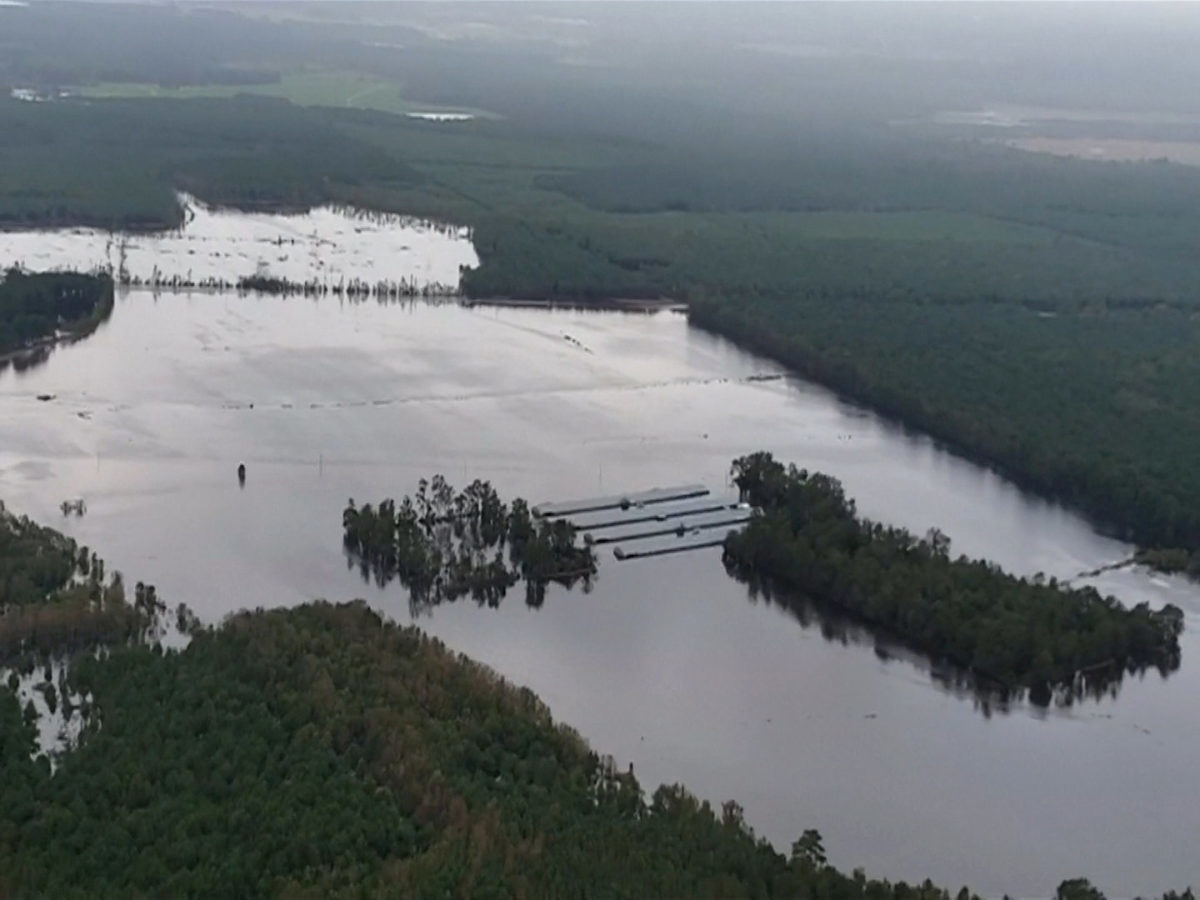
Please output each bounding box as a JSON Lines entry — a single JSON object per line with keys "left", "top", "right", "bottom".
{"left": 685, "top": 301, "right": 1200, "bottom": 584}
{"left": 463, "top": 295, "right": 686, "bottom": 313}
{"left": 0, "top": 278, "right": 115, "bottom": 366}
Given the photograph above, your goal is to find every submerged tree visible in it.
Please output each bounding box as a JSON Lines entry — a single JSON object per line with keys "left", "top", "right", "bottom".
{"left": 343, "top": 477, "right": 596, "bottom": 610}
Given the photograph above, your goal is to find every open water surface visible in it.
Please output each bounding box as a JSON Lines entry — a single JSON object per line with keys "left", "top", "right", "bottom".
{"left": 0, "top": 194, "right": 476, "bottom": 292}
{"left": 1, "top": 287, "right": 1199, "bottom": 895}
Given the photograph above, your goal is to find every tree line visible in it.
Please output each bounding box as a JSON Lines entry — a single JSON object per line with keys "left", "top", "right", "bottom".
{"left": 690, "top": 289, "right": 1200, "bottom": 572}
{"left": 723, "top": 453, "right": 1184, "bottom": 700}
{"left": 0, "top": 501, "right": 168, "bottom": 673}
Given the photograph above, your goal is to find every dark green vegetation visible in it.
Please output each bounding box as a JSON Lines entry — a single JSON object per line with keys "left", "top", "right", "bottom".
{"left": 688, "top": 287, "right": 1200, "bottom": 560}
{"left": 0, "top": 599, "right": 974, "bottom": 898}
{"left": 723, "top": 453, "right": 1184, "bottom": 700}
{"left": 0, "top": 501, "right": 166, "bottom": 669}
{"left": 6, "top": 598, "right": 1186, "bottom": 899}
{"left": 1134, "top": 546, "right": 1200, "bottom": 580}
{"left": 0, "top": 269, "right": 113, "bottom": 356}
{"left": 343, "top": 476, "right": 595, "bottom": 610}
{"left": 0, "top": 507, "right": 1193, "bottom": 898}
{"left": 0, "top": 95, "right": 414, "bottom": 229}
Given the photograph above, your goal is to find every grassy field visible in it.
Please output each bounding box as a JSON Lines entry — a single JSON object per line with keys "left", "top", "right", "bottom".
{"left": 77, "top": 70, "right": 493, "bottom": 119}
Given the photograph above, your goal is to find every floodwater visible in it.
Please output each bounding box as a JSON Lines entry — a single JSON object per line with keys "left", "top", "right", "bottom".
{"left": 0, "top": 194, "right": 476, "bottom": 291}
{"left": 2, "top": 290, "right": 1199, "bottom": 896}
{"left": 406, "top": 112, "right": 476, "bottom": 122}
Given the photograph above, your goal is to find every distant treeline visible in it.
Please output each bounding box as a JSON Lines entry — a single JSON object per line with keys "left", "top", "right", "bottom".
{"left": 0, "top": 269, "right": 113, "bottom": 356}
{"left": 723, "top": 453, "right": 1184, "bottom": 700}
{"left": 0, "top": 95, "right": 420, "bottom": 231}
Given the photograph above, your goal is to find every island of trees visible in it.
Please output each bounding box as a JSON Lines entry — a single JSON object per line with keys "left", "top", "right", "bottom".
{"left": 342, "top": 476, "right": 595, "bottom": 608}
{"left": 0, "top": 268, "right": 114, "bottom": 357}
{"left": 723, "top": 453, "right": 1185, "bottom": 701}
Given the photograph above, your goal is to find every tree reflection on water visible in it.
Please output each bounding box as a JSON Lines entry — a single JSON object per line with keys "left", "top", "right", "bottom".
{"left": 342, "top": 476, "right": 597, "bottom": 615}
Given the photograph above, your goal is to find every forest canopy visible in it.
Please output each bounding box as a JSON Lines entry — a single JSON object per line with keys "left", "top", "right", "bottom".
{"left": 723, "top": 453, "right": 1184, "bottom": 700}
{"left": 0, "top": 600, "right": 976, "bottom": 899}
{"left": 0, "top": 269, "right": 113, "bottom": 356}
{"left": 3, "top": 599, "right": 1185, "bottom": 899}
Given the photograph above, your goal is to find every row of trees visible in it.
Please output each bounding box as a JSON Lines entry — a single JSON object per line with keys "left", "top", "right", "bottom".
{"left": 724, "top": 453, "right": 1185, "bottom": 699}
{"left": 342, "top": 476, "right": 595, "bottom": 609}
{"left": 690, "top": 289, "right": 1200, "bottom": 567}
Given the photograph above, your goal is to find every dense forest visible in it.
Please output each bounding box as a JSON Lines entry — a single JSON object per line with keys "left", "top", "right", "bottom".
{"left": 0, "top": 269, "right": 113, "bottom": 356}
{"left": 688, "top": 290, "right": 1200, "bottom": 559}
{"left": 343, "top": 476, "right": 595, "bottom": 609}
{"left": 0, "top": 500, "right": 169, "bottom": 669}
{"left": 723, "top": 453, "right": 1184, "bottom": 700}
{"left": 3, "top": 598, "right": 1186, "bottom": 899}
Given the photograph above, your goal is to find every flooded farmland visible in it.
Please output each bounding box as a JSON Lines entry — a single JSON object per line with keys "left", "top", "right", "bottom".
{"left": 0, "top": 194, "right": 476, "bottom": 293}
{"left": 1, "top": 214, "right": 1199, "bottom": 896}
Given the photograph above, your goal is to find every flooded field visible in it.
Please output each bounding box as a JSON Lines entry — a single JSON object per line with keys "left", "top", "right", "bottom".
{"left": 1006, "top": 136, "right": 1200, "bottom": 166}
{"left": 2, "top": 286, "right": 1199, "bottom": 896}
{"left": 406, "top": 111, "right": 476, "bottom": 122}
{"left": 933, "top": 105, "right": 1200, "bottom": 129}
{"left": 0, "top": 194, "right": 477, "bottom": 292}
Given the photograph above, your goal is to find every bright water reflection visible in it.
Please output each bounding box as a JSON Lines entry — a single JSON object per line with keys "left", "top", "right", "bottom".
{"left": 0, "top": 194, "right": 477, "bottom": 292}
{"left": 0, "top": 292, "right": 1198, "bottom": 896}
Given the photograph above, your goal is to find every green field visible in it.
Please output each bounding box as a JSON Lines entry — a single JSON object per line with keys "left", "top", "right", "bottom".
{"left": 77, "top": 70, "right": 493, "bottom": 119}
